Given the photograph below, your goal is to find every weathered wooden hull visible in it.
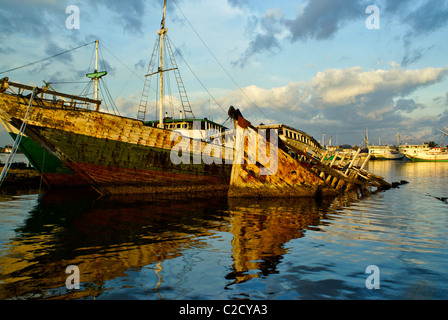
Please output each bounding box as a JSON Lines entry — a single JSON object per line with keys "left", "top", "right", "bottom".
{"left": 0, "top": 118, "right": 89, "bottom": 188}
{"left": 0, "top": 80, "right": 391, "bottom": 198}
{"left": 227, "top": 108, "right": 338, "bottom": 198}
{"left": 0, "top": 92, "right": 231, "bottom": 195}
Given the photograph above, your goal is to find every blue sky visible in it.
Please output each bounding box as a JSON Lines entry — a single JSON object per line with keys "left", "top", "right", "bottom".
{"left": 1, "top": 0, "right": 448, "bottom": 147}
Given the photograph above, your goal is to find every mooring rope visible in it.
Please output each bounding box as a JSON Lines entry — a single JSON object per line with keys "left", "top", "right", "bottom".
{"left": 0, "top": 87, "right": 37, "bottom": 187}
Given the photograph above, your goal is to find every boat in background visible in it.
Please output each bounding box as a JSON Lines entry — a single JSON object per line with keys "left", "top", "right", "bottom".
{"left": 368, "top": 144, "right": 404, "bottom": 160}
{"left": 402, "top": 145, "right": 448, "bottom": 162}
{"left": 399, "top": 143, "right": 430, "bottom": 158}
{"left": 364, "top": 131, "right": 404, "bottom": 160}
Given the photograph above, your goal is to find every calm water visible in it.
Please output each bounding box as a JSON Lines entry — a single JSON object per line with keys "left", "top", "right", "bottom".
{"left": 0, "top": 153, "right": 30, "bottom": 166}
{"left": 0, "top": 160, "right": 448, "bottom": 300}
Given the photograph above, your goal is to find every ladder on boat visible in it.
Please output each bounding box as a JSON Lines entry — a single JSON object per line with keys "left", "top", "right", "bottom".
{"left": 137, "top": 36, "right": 195, "bottom": 122}
{"left": 137, "top": 38, "right": 160, "bottom": 122}
{"left": 165, "top": 36, "right": 195, "bottom": 119}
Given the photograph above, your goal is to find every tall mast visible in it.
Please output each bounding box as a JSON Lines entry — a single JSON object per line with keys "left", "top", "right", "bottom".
{"left": 94, "top": 40, "right": 99, "bottom": 101}
{"left": 86, "top": 40, "right": 107, "bottom": 111}
{"left": 158, "top": 0, "right": 168, "bottom": 129}
{"left": 137, "top": 0, "right": 195, "bottom": 122}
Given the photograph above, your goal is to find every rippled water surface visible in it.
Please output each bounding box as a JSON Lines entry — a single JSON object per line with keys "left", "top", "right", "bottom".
{"left": 1, "top": 160, "right": 448, "bottom": 300}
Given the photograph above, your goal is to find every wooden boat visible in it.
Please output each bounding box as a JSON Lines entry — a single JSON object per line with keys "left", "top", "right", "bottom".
{"left": 0, "top": 0, "right": 392, "bottom": 198}
{"left": 0, "top": 117, "right": 89, "bottom": 187}
{"left": 0, "top": 0, "right": 232, "bottom": 195}
{"left": 227, "top": 107, "right": 391, "bottom": 198}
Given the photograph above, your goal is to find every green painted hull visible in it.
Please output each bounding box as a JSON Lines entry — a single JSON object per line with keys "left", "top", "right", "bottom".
{"left": 7, "top": 132, "right": 89, "bottom": 187}
{"left": 31, "top": 124, "right": 232, "bottom": 186}
{"left": 9, "top": 133, "right": 70, "bottom": 175}
{"left": 407, "top": 157, "right": 448, "bottom": 162}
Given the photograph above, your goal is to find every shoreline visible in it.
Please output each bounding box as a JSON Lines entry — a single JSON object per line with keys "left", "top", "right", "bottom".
{"left": 0, "top": 166, "right": 43, "bottom": 189}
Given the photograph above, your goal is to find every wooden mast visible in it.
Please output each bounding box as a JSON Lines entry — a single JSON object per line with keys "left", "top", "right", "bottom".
{"left": 94, "top": 40, "right": 99, "bottom": 102}
{"left": 158, "top": 0, "right": 168, "bottom": 129}
{"left": 85, "top": 40, "right": 107, "bottom": 111}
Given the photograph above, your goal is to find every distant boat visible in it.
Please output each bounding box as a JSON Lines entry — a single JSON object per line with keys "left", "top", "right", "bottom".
{"left": 399, "top": 143, "right": 430, "bottom": 158}
{"left": 402, "top": 145, "right": 448, "bottom": 162}
{"left": 2, "top": 145, "right": 12, "bottom": 153}
{"left": 368, "top": 145, "right": 404, "bottom": 160}
{"left": 363, "top": 130, "right": 404, "bottom": 160}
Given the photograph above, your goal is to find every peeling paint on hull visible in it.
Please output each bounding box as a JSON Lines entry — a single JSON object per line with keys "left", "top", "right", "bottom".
{"left": 0, "top": 81, "right": 390, "bottom": 198}
{"left": 0, "top": 118, "right": 89, "bottom": 188}
{"left": 228, "top": 120, "right": 337, "bottom": 199}
{"left": 0, "top": 92, "right": 231, "bottom": 195}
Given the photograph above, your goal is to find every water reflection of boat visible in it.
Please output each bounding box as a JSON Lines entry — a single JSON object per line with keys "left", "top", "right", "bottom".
{"left": 225, "top": 197, "right": 326, "bottom": 284}
{"left": 0, "top": 188, "right": 365, "bottom": 299}
{"left": 0, "top": 191, "right": 229, "bottom": 299}
{"left": 224, "top": 193, "right": 362, "bottom": 285}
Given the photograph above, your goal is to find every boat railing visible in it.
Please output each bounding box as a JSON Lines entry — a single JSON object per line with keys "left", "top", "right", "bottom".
{"left": 0, "top": 77, "right": 101, "bottom": 111}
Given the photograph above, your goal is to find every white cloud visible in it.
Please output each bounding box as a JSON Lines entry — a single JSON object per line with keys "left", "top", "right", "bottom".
{"left": 216, "top": 64, "right": 448, "bottom": 143}
{"left": 309, "top": 66, "right": 448, "bottom": 106}
{"left": 115, "top": 94, "right": 139, "bottom": 118}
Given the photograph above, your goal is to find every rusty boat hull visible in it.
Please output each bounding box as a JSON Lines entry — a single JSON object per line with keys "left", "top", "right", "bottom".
{"left": 0, "top": 84, "right": 231, "bottom": 196}
{"left": 227, "top": 107, "right": 338, "bottom": 198}
{"left": 0, "top": 118, "right": 89, "bottom": 188}
{"left": 0, "top": 79, "right": 391, "bottom": 198}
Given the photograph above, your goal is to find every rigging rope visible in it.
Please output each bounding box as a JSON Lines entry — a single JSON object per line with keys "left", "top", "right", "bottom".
{"left": 0, "top": 42, "right": 95, "bottom": 75}
{"left": 168, "top": 37, "right": 226, "bottom": 115}
{"left": 172, "top": 0, "right": 269, "bottom": 119}
{"left": 0, "top": 87, "right": 37, "bottom": 187}
{"left": 100, "top": 43, "right": 145, "bottom": 82}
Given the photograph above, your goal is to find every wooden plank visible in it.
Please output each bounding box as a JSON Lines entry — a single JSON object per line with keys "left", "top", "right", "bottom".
{"left": 7, "top": 81, "right": 101, "bottom": 106}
